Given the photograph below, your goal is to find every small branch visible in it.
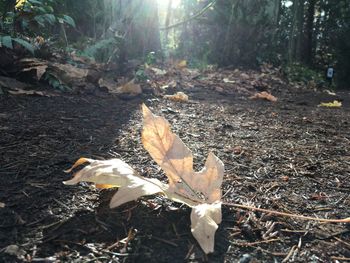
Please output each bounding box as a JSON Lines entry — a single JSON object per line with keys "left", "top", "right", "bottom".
{"left": 223, "top": 202, "right": 350, "bottom": 223}
{"left": 160, "top": 0, "right": 217, "bottom": 31}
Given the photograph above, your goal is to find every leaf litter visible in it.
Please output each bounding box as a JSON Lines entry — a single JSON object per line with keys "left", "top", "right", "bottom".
{"left": 0, "top": 64, "right": 350, "bottom": 262}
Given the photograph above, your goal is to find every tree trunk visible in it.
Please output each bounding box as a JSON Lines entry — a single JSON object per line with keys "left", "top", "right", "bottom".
{"left": 303, "top": 0, "right": 316, "bottom": 65}
{"left": 288, "top": 0, "right": 305, "bottom": 63}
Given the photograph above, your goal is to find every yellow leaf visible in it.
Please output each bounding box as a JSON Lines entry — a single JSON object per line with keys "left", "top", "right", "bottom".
{"left": 318, "top": 100, "right": 342, "bottom": 108}
{"left": 176, "top": 60, "right": 187, "bottom": 69}
{"left": 95, "top": 184, "right": 117, "bottom": 189}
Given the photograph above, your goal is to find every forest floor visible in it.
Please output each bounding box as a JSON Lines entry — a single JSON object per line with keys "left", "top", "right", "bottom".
{"left": 0, "top": 67, "right": 350, "bottom": 263}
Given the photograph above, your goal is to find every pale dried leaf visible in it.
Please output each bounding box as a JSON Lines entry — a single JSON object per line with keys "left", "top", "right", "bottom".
{"left": 191, "top": 202, "right": 222, "bottom": 254}
{"left": 0, "top": 202, "right": 5, "bottom": 208}
{"left": 223, "top": 78, "right": 235, "bottom": 83}
{"left": 8, "top": 88, "right": 50, "bottom": 97}
{"left": 141, "top": 104, "right": 198, "bottom": 201}
{"left": 63, "top": 158, "right": 167, "bottom": 208}
{"left": 142, "top": 104, "right": 224, "bottom": 205}
{"left": 193, "top": 152, "right": 224, "bottom": 203}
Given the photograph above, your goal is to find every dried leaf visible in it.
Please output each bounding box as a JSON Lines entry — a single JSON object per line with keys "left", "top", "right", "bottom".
{"left": 116, "top": 79, "right": 142, "bottom": 95}
{"left": 0, "top": 202, "right": 5, "bottom": 208}
{"left": 176, "top": 60, "right": 187, "bottom": 69}
{"left": 223, "top": 78, "right": 235, "bottom": 83}
{"left": 250, "top": 91, "right": 277, "bottom": 102}
{"left": 98, "top": 78, "right": 142, "bottom": 95}
{"left": 141, "top": 104, "right": 198, "bottom": 201}
{"left": 63, "top": 158, "right": 168, "bottom": 208}
{"left": 8, "top": 88, "right": 50, "bottom": 97}
{"left": 318, "top": 100, "right": 342, "bottom": 108}
{"left": 164, "top": 92, "right": 189, "bottom": 102}
{"left": 150, "top": 67, "right": 167, "bottom": 75}
{"left": 191, "top": 202, "right": 222, "bottom": 254}
{"left": 141, "top": 104, "right": 223, "bottom": 252}
{"left": 64, "top": 105, "right": 224, "bottom": 254}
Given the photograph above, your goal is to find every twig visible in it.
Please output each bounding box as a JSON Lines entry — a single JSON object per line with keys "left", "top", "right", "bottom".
{"left": 160, "top": 0, "right": 217, "bottom": 30}
{"left": 330, "top": 256, "right": 350, "bottom": 261}
{"left": 282, "top": 245, "right": 296, "bottom": 263}
{"left": 152, "top": 236, "right": 178, "bottom": 247}
{"left": 230, "top": 238, "right": 280, "bottom": 247}
{"left": 223, "top": 202, "right": 350, "bottom": 223}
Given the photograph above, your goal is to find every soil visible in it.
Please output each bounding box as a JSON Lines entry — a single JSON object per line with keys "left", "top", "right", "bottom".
{"left": 0, "top": 76, "right": 349, "bottom": 263}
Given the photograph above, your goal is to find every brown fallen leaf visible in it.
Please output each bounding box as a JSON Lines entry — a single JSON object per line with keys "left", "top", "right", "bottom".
{"left": 98, "top": 78, "right": 142, "bottom": 96}
{"left": 164, "top": 92, "right": 189, "bottom": 102}
{"left": 116, "top": 79, "right": 142, "bottom": 95}
{"left": 250, "top": 91, "right": 277, "bottom": 102}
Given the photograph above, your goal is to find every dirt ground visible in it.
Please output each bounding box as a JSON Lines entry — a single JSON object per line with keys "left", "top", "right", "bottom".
{"left": 0, "top": 75, "right": 349, "bottom": 262}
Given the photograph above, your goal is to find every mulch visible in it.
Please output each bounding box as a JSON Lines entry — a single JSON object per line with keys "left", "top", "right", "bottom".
{"left": 0, "top": 76, "right": 349, "bottom": 262}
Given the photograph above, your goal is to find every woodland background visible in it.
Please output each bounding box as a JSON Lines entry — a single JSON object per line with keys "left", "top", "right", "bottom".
{"left": 0, "top": 0, "right": 349, "bottom": 88}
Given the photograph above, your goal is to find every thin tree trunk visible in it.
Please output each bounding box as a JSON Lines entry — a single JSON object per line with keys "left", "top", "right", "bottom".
{"left": 303, "top": 0, "right": 316, "bottom": 65}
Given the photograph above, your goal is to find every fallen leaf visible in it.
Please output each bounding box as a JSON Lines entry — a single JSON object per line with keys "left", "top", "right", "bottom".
{"left": 116, "top": 79, "right": 142, "bottom": 95}
{"left": 63, "top": 158, "right": 169, "bottom": 208}
{"left": 150, "top": 67, "right": 167, "bottom": 75}
{"left": 191, "top": 202, "right": 222, "bottom": 254}
{"left": 318, "top": 100, "right": 342, "bottom": 108}
{"left": 64, "top": 104, "right": 224, "bottom": 254}
{"left": 164, "top": 92, "right": 189, "bottom": 102}
{"left": 20, "top": 58, "right": 48, "bottom": 80}
{"left": 98, "top": 78, "right": 142, "bottom": 96}
{"left": 223, "top": 78, "right": 235, "bottom": 84}
{"left": 250, "top": 91, "right": 277, "bottom": 102}
{"left": 324, "top": 89, "right": 337, "bottom": 96}
{"left": 0, "top": 202, "right": 5, "bottom": 208}
{"left": 176, "top": 60, "right": 187, "bottom": 69}
{"left": 142, "top": 104, "right": 224, "bottom": 253}
{"left": 8, "top": 88, "right": 50, "bottom": 97}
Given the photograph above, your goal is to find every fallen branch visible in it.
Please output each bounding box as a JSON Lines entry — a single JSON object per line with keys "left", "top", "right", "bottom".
{"left": 223, "top": 202, "right": 350, "bottom": 223}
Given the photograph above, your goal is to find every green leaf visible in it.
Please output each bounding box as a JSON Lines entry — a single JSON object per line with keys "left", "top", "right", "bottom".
{"left": 42, "top": 14, "right": 56, "bottom": 24}
{"left": 28, "top": 0, "right": 43, "bottom": 5}
{"left": 62, "top": 15, "right": 75, "bottom": 27}
{"left": 1, "top": 36, "right": 13, "bottom": 49}
{"left": 12, "top": 38, "right": 35, "bottom": 54}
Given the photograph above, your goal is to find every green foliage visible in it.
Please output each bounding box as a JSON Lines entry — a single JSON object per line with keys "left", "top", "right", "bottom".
{"left": 0, "top": 35, "right": 35, "bottom": 54}
{"left": 79, "top": 38, "right": 120, "bottom": 63}
{"left": 43, "top": 72, "right": 71, "bottom": 92}
{"left": 135, "top": 68, "right": 148, "bottom": 82}
{"left": 145, "top": 52, "right": 156, "bottom": 65}
{"left": 284, "top": 63, "right": 324, "bottom": 85}
{"left": 15, "top": 0, "right": 75, "bottom": 33}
